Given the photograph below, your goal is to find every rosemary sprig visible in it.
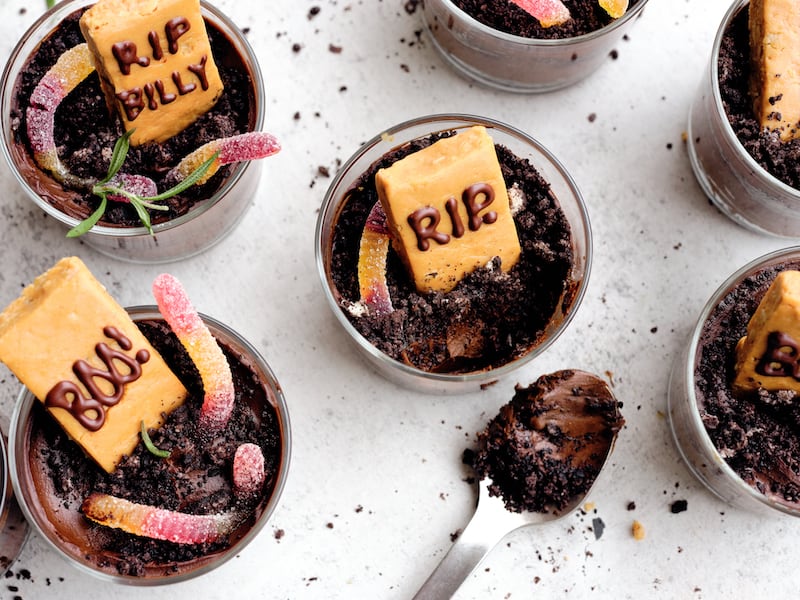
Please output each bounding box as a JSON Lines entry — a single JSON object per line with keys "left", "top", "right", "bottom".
{"left": 67, "top": 130, "right": 219, "bottom": 238}
{"left": 140, "top": 420, "right": 171, "bottom": 459}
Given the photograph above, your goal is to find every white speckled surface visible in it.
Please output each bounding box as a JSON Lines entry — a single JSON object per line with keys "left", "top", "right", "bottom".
{"left": 1, "top": 0, "right": 798, "bottom": 598}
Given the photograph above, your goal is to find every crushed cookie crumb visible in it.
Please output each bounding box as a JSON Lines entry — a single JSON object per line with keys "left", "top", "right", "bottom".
{"left": 632, "top": 520, "right": 645, "bottom": 540}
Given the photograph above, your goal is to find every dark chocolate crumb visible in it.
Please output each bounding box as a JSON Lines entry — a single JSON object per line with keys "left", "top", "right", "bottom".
{"left": 588, "top": 113, "right": 597, "bottom": 123}
{"left": 627, "top": 501, "right": 636, "bottom": 511}
{"left": 274, "top": 529, "right": 285, "bottom": 540}
{"left": 670, "top": 500, "right": 688, "bottom": 514}
{"left": 308, "top": 6, "right": 321, "bottom": 19}
{"left": 592, "top": 517, "right": 605, "bottom": 540}
{"left": 609, "top": 49, "right": 619, "bottom": 59}
{"left": 404, "top": 0, "right": 421, "bottom": 14}
{"left": 329, "top": 44, "right": 342, "bottom": 54}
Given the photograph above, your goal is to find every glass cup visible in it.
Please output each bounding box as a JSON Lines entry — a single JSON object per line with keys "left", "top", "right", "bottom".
{"left": 8, "top": 306, "right": 292, "bottom": 584}
{"left": 420, "top": 0, "right": 650, "bottom": 93}
{"left": 668, "top": 246, "right": 800, "bottom": 516}
{"left": 0, "top": 432, "right": 30, "bottom": 572}
{"left": 0, "top": 0, "right": 265, "bottom": 263}
{"left": 687, "top": 0, "right": 800, "bottom": 237}
{"left": 315, "top": 114, "right": 592, "bottom": 394}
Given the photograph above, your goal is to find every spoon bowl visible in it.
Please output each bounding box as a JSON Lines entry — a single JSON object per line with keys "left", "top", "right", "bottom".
{"left": 413, "top": 375, "right": 622, "bottom": 599}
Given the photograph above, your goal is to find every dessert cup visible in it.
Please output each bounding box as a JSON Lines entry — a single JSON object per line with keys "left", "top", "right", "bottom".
{"left": 0, "top": 0, "right": 266, "bottom": 263}
{"left": 668, "top": 246, "right": 800, "bottom": 516}
{"left": 420, "top": 0, "right": 650, "bottom": 93}
{"left": 687, "top": 0, "right": 800, "bottom": 237}
{"left": 8, "top": 306, "right": 291, "bottom": 584}
{"left": 315, "top": 114, "right": 592, "bottom": 394}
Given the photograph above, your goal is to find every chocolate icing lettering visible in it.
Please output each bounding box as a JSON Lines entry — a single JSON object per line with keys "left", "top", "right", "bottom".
{"left": 143, "top": 82, "right": 158, "bottom": 110}
{"left": 756, "top": 331, "right": 800, "bottom": 380}
{"left": 187, "top": 55, "right": 210, "bottom": 91}
{"left": 408, "top": 206, "right": 449, "bottom": 251}
{"left": 110, "top": 15, "right": 208, "bottom": 119}
{"left": 45, "top": 326, "right": 150, "bottom": 431}
{"left": 165, "top": 17, "right": 191, "bottom": 54}
{"left": 445, "top": 197, "right": 465, "bottom": 238}
{"left": 463, "top": 183, "right": 497, "bottom": 231}
{"left": 112, "top": 41, "right": 150, "bottom": 75}
{"left": 147, "top": 30, "right": 164, "bottom": 60}
{"left": 172, "top": 71, "right": 196, "bottom": 95}
{"left": 407, "top": 182, "right": 499, "bottom": 252}
{"left": 154, "top": 80, "right": 177, "bottom": 104}
{"left": 116, "top": 88, "right": 145, "bottom": 121}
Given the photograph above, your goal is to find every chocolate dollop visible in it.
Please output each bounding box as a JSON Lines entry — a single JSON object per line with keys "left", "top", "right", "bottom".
{"left": 468, "top": 369, "right": 624, "bottom": 513}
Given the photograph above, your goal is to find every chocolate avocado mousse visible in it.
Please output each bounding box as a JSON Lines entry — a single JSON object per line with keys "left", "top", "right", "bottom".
{"left": 2, "top": 258, "right": 288, "bottom": 580}
{"left": 466, "top": 370, "right": 624, "bottom": 513}
{"left": 8, "top": 2, "right": 256, "bottom": 228}
{"left": 694, "top": 261, "right": 800, "bottom": 507}
{"left": 326, "top": 121, "right": 580, "bottom": 377}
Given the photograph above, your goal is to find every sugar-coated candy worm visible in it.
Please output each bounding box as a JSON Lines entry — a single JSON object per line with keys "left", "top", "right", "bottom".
{"left": 152, "top": 273, "right": 235, "bottom": 431}
{"left": 169, "top": 132, "right": 282, "bottom": 185}
{"left": 509, "top": 0, "right": 571, "bottom": 27}
{"left": 233, "top": 443, "right": 266, "bottom": 498}
{"left": 26, "top": 43, "right": 96, "bottom": 188}
{"left": 107, "top": 173, "right": 158, "bottom": 202}
{"left": 598, "top": 0, "right": 628, "bottom": 18}
{"left": 82, "top": 492, "right": 237, "bottom": 544}
{"left": 357, "top": 202, "right": 394, "bottom": 316}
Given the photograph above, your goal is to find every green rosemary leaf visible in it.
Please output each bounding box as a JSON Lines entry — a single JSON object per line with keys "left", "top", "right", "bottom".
{"left": 68, "top": 134, "right": 217, "bottom": 237}
{"left": 130, "top": 197, "right": 154, "bottom": 234}
{"left": 141, "top": 151, "right": 220, "bottom": 202}
{"left": 100, "top": 129, "right": 135, "bottom": 184}
{"left": 66, "top": 194, "right": 107, "bottom": 238}
{"left": 140, "top": 421, "right": 170, "bottom": 458}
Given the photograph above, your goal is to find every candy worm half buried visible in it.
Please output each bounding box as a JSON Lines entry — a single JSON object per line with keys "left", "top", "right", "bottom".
{"left": 81, "top": 276, "right": 267, "bottom": 543}
{"left": 509, "top": 0, "right": 629, "bottom": 27}
{"left": 152, "top": 273, "right": 235, "bottom": 432}
{"left": 81, "top": 443, "right": 265, "bottom": 543}
{"left": 357, "top": 201, "right": 394, "bottom": 316}
{"left": 26, "top": 43, "right": 280, "bottom": 197}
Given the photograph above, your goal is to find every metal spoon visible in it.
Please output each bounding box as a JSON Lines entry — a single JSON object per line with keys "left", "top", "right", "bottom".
{"left": 0, "top": 494, "right": 29, "bottom": 572}
{"left": 413, "top": 435, "right": 619, "bottom": 599}
{"left": 1, "top": 432, "right": 29, "bottom": 572}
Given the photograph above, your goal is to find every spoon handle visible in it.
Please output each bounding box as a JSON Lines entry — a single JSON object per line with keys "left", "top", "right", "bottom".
{"left": 412, "top": 499, "right": 508, "bottom": 600}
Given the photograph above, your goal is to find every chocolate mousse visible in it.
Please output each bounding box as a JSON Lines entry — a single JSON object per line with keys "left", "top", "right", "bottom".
{"left": 8, "top": 4, "right": 256, "bottom": 228}
{"left": 450, "top": 0, "right": 641, "bottom": 40}
{"left": 23, "top": 317, "right": 283, "bottom": 577}
{"left": 0, "top": 258, "right": 286, "bottom": 578}
{"left": 718, "top": 4, "right": 800, "bottom": 189}
{"left": 328, "top": 129, "right": 577, "bottom": 375}
{"left": 465, "top": 370, "right": 623, "bottom": 513}
{"left": 695, "top": 259, "right": 800, "bottom": 506}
